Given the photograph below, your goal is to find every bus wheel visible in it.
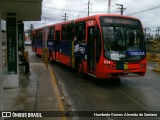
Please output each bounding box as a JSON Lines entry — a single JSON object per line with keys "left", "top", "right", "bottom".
{"left": 113, "top": 77, "right": 121, "bottom": 85}
{"left": 76, "top": 60, "right": 83, "bottom": 77}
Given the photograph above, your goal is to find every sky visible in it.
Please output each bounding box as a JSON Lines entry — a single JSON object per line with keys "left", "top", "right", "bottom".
{"left": 25, "top": 0, "right": 160, "bottom": 35}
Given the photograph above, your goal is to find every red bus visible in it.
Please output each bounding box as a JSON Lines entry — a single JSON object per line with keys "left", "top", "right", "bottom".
{"left": 32, "top": 14, "right": 146, "bottom": 79}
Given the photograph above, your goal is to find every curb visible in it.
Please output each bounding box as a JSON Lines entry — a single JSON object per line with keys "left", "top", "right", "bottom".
{"left": 49, "top": 65, "right": 67, "bottom": 120}
{"left": 153, "top": 67, "right": 160, "bottom": 72}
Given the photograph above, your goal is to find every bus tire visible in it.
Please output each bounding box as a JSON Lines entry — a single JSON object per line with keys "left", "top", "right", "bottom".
{"left": 113, "top": 77, "right": 121, "bottom": 85}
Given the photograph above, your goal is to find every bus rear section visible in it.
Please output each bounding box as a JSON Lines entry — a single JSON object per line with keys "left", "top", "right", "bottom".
{"left": 32, "top": 28, "right": 44, "bottom": 56}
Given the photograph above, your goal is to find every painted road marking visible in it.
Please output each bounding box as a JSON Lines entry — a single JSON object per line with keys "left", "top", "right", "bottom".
{"left": 49, "top": 65, "right": 67, "bottom": 120}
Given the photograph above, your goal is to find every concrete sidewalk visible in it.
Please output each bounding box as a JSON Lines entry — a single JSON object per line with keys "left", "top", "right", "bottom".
{"left": 3, "top": 52, "right": 63, "bottom": 119}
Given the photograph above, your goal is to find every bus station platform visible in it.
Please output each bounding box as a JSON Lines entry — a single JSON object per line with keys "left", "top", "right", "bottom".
{"left": 2, "top": 48, "right": 64, "bottom": 120}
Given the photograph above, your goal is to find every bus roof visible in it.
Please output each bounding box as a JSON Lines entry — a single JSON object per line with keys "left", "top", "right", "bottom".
{"left": 33, "top": 14, "right": 141, "bottom": 30}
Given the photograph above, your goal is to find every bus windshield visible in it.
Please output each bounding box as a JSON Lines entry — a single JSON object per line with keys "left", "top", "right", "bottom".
{"left": 100, "top": 17, "right": 145, "bottom": 62}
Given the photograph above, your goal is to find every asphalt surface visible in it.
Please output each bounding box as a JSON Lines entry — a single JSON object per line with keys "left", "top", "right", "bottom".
{"left": 51, "top": 61, "right": 160, "bottom": 120}
{"left": 2, "top": 45, "right": 159, "bottom": 120}
{"left": 19, "top": 46, "right": 160, "bottom": 120}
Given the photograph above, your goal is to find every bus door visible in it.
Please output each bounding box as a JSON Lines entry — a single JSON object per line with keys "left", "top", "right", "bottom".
{"left": 43, "top": 27, "right": 48, "bottom": 48}
{"left": 87, "top": 26, "right": 96, "bottom": 74}
{"left": 32, "top": 31, "right": 35, "bottom": 51}
{"left": 55, "top": 30, "right": 60, "bottom": 61}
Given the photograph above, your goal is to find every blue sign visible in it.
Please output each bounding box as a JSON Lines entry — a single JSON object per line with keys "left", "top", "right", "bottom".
{"left": 127, "top": 51, "right": 145, "bottom": 56}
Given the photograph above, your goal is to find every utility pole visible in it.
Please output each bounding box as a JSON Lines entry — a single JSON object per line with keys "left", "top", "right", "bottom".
{"left": 144, "top": 27, "right": 150, "bottom": 36}
{"left": 156, "top": 27, "right": 160, "bottom": 35}
{"left": 116, "top": 3, "right": 126, "bottom": 15}
{"left": 85, "top": 0, "right": 92, "bottom": 16}
{"left": 62, "top": 13, "right": 68, "bottom": 22}
{"left": 30, "top": 24, "right": 34, "bottom": 40}
{"left": 108, "top": 0, "right": 111, "bottom": 14}
{"left": 88, "top": 0, "right": 91, "bottom": 16}
{"left": 144, "top": 27, "right": 151, "bottom": 41}
{"left": 156, "top": 27, "right": 160, "bottom": 41}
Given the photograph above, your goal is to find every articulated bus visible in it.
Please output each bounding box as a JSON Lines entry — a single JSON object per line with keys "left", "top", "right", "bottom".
{"left": 32, "top": 14, "right": 146, "bottom": 79}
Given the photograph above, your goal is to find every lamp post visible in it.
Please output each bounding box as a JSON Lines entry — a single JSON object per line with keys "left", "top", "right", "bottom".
{"left": 108, "top": 0, "right": 111, "bottom": 14}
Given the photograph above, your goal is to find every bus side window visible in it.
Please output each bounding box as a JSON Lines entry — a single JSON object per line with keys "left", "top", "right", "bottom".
{"left": 36, "top": 30, "right": 42, "bottom": 40}
{"left": 47, "top": 28, "right": 50, "bottom": 40}
{"left": 50, "top": 27, "right": 54, "bottom": 40}
{"left": 75, "top": 22, "right": 86, "bottom": 42}
{"left": 35, "top": 31, "right": 39, "bottom": 39}
{"left": 95, "top": 27, "right": 102, "bottom": 62}
{"left": 62, "top": 25, "right": 67, "bottom": 40}
{"left": 40, "top": 30, "right": 42, "bottom": 39}
{"left": 67, "top": 23, "right": 74, "bottom": 41}
{"left": 56, "top": 31, "right": 60, "bottom": 41}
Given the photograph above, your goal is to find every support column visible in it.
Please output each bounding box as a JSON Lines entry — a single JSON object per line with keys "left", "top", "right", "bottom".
{"left": 0, "top": 11, "right": 4, "bottom": 119}
{"left": 18, "top": 21, "right": 24, "bottom": 47}
{"left": 4, "top": 13, "right": 19, "bottom": 88}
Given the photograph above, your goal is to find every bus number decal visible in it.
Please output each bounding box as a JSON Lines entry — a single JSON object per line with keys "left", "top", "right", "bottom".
{"left": 88, "top": 20, "right": 94, "bottom": 26}
{"left": 104, "top": 60, "right": 110, "bottom": 64}
{"left": 128, "top": 51, "right": 145, "bottom": 56}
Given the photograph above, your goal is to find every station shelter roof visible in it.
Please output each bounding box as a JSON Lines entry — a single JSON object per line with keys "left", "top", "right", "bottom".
{"left": 0, "top": 0, "right": 42, "bottom": 21}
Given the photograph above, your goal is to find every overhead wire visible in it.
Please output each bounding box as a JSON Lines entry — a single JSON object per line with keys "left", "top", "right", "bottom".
{"left": 122, "top": 1, "right": 160, "bottom": 34}
{"left": 31, "top": 1, "right": 160, "bottom": 34}
{"left": 43, "top": 6, "right": 107, "bottom": 14}
{"left": 127, "top": 4, "right": 160, "bottom": 15}
{"left": 143, "top": 19, "right": 160, "bottom": 23}
{"left": 43, "top": 1, "right": 160, "bottom": 16}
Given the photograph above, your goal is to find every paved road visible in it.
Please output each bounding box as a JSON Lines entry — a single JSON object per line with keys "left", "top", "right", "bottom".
{"left": 26, "top": 45, "right": 160, "bottom": 120}
{"left": 51, "top": 61, "right": 160, "bottom": 120}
